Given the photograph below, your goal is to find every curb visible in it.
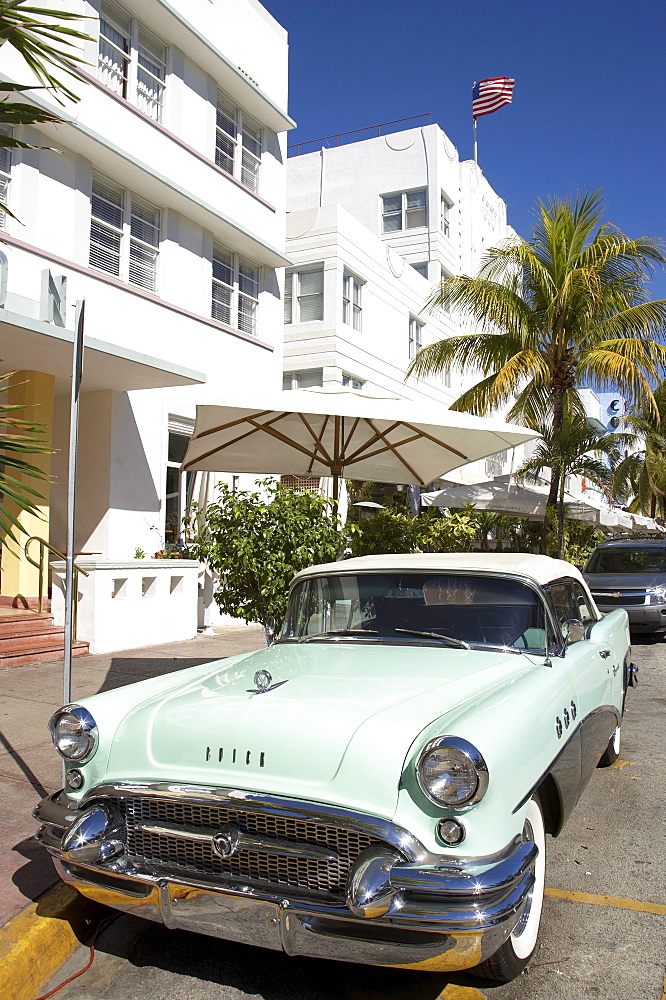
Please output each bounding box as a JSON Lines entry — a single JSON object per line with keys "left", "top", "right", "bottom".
{"left": 0, "top": 883, "right": 104, "bottom": 1000}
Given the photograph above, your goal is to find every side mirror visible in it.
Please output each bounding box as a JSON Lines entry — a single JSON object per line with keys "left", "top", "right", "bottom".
{"left": 565, "top": 619, "right": 585, "bottom": 644}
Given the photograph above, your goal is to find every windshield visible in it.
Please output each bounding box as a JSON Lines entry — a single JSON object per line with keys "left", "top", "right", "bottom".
{"left": 280, "top": 573, "right": 549, "bottom": 652}
{"left": 586, "top": 547, "right": 666, "bottom": 574}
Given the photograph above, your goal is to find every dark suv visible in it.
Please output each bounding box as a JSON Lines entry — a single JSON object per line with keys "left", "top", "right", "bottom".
{"left": 583, "top": 538, "right": 666, "bottom": 635}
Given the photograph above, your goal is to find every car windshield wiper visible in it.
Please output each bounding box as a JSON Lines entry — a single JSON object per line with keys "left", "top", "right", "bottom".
{"left": 393, "top": 628, "right": 470, "bottom": 649}
{"left": 298, "top": 629, "right": 380, "bottom": 643}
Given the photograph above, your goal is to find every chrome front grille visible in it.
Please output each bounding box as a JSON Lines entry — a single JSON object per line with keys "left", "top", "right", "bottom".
{"left": 115, "top": 796, "right": 380, "bottom": 898}
{"left": 592, "top": 592, "right": 646, "bottom": 607}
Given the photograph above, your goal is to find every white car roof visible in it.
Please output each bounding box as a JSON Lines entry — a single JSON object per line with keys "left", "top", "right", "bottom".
{"left": 292, "top": 552, "right": 588, "bottom": 589}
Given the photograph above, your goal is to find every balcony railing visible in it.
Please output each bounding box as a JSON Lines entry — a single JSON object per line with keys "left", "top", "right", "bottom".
{"left": 288, "top": 114, "right": 431, "bottom": 157}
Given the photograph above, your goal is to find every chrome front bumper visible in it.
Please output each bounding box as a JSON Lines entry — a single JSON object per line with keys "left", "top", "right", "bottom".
{"left": 35, "top": 787, "right": 537, "bottom": 972}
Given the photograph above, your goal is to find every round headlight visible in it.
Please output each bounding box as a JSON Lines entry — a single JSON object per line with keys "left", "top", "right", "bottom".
{"left": 416, "top": 736, "right": 488, "bottom": 808}
{"left": 49, "top": 705, "right": 98, "bottom": 761}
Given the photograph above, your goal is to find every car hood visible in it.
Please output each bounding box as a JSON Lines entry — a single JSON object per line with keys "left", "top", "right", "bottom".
{"left": 584, "top": 571, "right": 665, "bottom": 590}
{"left": 106, "top": 641, "right": 532, "bottom": 819}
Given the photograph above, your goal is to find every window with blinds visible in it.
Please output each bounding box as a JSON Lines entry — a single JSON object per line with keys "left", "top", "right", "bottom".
{"left": 381, "top": 189, "right": 427, "bottom": 233}
{"left": 216, "top": 90, "right": 263, "bottom": 192}
{"left": 342, "top": 271, "right": 363, "bottom": 331}
{"left": 212, "top": 244, "right": 261, "bottom": 336}
{"left": 98, "top": 1, "right": 166, "bottom": 122}
{"left": 90, "top": 175, "right": 160, "bottom": 289}
{"left": 409, "top": 316, "right": 423, "bottom": 360}
{"left": 129, "top": 196, "right": 160, "bottom": 290}
{"left": 284, "top": 266, "right": 324, "bottom": 323}
{"left": 0, "top": 125, "right": 13, "bottom": 230}
{"left": 282, "top": 369, "right": 323, "bottom": 390}
{"left": 137, "top": 26, "right": 166, "bottom": 121}
{"left": 90, "top": 176, "right": 124, "bottom": 276}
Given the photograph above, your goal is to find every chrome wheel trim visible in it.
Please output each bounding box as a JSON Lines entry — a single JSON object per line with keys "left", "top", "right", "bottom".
{"left": 510, "top": 798, "right": 545, "bottom": 960}
{"left": 611, "top": 725, "right": 621, "bottom": 755}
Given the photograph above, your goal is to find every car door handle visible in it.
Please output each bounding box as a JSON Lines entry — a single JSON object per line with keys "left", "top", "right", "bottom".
{"left": 599, "top": 649, "right": 611, "bottom": 658}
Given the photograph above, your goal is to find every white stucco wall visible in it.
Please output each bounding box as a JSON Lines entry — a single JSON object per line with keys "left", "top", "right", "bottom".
{"left": 0, "top": 0, "right": 292, "bottom": 568}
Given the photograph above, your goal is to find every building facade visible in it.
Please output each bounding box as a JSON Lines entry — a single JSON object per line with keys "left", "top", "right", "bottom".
{"left": 0, "top": 0, "right": 293, "bottom": 618}
{"left": 285, "top": 123, "right": 520, "bottom": 485}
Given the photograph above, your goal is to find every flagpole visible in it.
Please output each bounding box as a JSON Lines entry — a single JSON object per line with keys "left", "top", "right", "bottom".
{"left": 472, "top": 82, "right": 478, "bottom": 163}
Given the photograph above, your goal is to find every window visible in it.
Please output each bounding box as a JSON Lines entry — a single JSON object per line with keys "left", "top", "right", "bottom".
{"left": 212, "top": 244, "right": 260, "bottom": 336}
{"left": 90, "top": 175, "right": 161, "bottom": 291}
{"left": 216, "top": 90, "right": 263, "bottom": 192}
{"left": 409, "top": 317, "right": 423, "bottom": 359}
{"left": 411, "top": 262, "right": 428, "bottom": 279}
{"left": 546, "top": 580, "right": 594, "bottom": 637}
{"left": 284, "top": 266, "right": 324, "bottom": 323}
{"left": 0, "top": 125, "right": 13, "bottom": 229}
{"left": 342, "top": 271, "right": 362, "bottom": 331}
{"left": 98, "top": 1, "right": 166, "bottom": 122}
{"left": 381, "top": 189, "right": 427, "bottom": 233}
{"left": 441, "top": 195, "right": 452, "bottom": 236}
{"left": 342, "top": 374, "right": 364, "bottom": 390}
{"left": 282, "top": 369, "right": 323, "bottom": 390}
{"left": 165, "top": 420, "right": 193, "bottom": 544}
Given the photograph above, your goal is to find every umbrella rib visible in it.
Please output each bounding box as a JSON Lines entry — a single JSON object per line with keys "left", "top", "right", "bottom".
{"left": 343, "top": 416, "right": 361, "bottom": 454}
{"left": 345, "top": 421, "right": 403, "bottom": 464}
{"left": 196, "top": 410, "right": 276, "bottom": 439}
{"left": 184, "top": 414, "right": 324, "bottom": 471}
{"left": 400, "top": 421, "right": 468, "bottom": 460}
{"left": 346, "top": 438, "right": 422, "bottom": 483}
{"left": 296, "top": 412, "right": 334, "bottom": 468}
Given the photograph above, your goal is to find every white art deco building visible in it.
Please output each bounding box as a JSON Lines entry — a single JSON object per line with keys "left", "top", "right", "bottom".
{"left": 0, "top": 0, "right": 293, "bottom": 646}
{"left": 284, "top": 122, "right": 520, "bottom": 485}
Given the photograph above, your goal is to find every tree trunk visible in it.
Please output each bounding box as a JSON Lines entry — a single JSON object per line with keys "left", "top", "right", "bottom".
{"left": 546, "top": 379, "right": 566, "bottom": 557}
{"left": 557, "top": 477, "right": 566, "bottom": 560}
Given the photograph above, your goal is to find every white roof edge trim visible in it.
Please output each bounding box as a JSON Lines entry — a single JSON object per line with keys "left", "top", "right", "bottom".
{"left": 155, "top": 0, "right": 296, "bottom": 132}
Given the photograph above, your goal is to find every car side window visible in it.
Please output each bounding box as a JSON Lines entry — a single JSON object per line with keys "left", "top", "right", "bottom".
{"left": 568, "top": 581, "right": 595, "bottom": 624}
{"left": 545, "top": 580, "right": 592, "bottom": 642}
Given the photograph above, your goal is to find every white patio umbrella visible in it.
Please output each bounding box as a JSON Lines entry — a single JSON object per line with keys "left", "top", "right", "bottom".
{"left": 181, "top": 387, "right": 541, "bottom": 500}
{"left": 421, "top": 477, "right": 548, "bottom": 519}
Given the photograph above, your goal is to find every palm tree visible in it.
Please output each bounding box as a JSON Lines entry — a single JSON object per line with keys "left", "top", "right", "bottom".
{"left": 0, "top": 371, "right": 53, "bottom": 546}
{"left": 0, "top": 3, "right": 91, "bottom": 216}
{"left": 408, "top": 191, "right": 666, "bottom": 516}
{"left": 516, "top": 413, "right": 621, "bottom": 559}
{"left": 613, "top": 381, "right": 666, "bottom": 518}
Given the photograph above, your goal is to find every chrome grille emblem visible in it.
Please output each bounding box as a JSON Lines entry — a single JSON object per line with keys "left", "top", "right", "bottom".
{"left": 212, "top": 823, "right": 240, "bottom": 859}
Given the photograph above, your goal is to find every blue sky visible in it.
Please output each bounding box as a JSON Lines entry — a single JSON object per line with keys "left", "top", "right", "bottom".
{"left": 264, "top": 0, "right": 666, "bottom": 299}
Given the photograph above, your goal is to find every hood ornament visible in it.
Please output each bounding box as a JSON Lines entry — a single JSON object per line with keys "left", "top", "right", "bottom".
{"left": 247, "top": 669, "right": 288, "bottom": 696}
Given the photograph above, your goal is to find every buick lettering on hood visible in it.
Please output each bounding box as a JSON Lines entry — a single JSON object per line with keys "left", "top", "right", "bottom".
{"left": 34, "top": 554, "right": 635, "bottom": 982}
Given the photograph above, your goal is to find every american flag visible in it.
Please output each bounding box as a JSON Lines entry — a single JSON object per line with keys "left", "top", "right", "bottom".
{"left": 472, "top": 77, "right": 515, "bottom": 119}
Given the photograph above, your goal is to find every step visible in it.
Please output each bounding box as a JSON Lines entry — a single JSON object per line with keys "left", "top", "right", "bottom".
{"left": 0, "top": 627, "right": 74, "bottom": 651}
{"left": 0, "top": 615, "right": 55, "bottom": 636}
{"left": 0, "top": 595, "right": 51, "bottom": 611}
{"left": 0, "top": 639, "right": 89, "bottom": 668}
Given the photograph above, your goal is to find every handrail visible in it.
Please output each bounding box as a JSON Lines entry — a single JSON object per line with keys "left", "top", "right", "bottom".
{"left": 24, "top": 536, "right": 90, "bottom": 641}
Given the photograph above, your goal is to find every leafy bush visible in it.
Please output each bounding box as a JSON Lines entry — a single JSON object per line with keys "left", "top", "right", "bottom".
{"left": 184, "top": 480, "right": 345, "bottom": 637}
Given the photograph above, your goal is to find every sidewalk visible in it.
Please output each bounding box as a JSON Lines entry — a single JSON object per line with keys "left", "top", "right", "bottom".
{"left": 0, "top": 624, "right": 265, "bottom": 931}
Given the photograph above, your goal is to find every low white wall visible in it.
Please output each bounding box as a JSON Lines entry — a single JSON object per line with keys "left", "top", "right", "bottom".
{"left": 51, "top": 559, "right": 199, "bottom": 654}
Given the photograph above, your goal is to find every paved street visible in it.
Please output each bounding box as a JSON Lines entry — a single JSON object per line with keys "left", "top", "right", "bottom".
{"left": 38, "top": 636, "right": 666, "bottom": 1000}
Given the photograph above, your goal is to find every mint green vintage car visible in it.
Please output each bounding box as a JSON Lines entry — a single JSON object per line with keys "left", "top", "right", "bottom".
{"left": 35, "top": 553, "right": 635, "bottom": 982}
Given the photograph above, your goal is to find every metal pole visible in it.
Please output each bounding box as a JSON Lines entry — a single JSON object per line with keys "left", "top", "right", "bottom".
{"left": 63, "top": 299, "right": 85, "bottom": 708}
{"left": 473, "top": 117, "right": 478, "bottom": 164}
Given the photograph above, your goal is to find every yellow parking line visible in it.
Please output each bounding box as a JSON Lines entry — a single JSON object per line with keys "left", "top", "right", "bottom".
{"left": 436, "top": 987, "right": 486, "bottom": 999}
{"left": 546, "top": 887, "right": 666, "bottom": 915}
